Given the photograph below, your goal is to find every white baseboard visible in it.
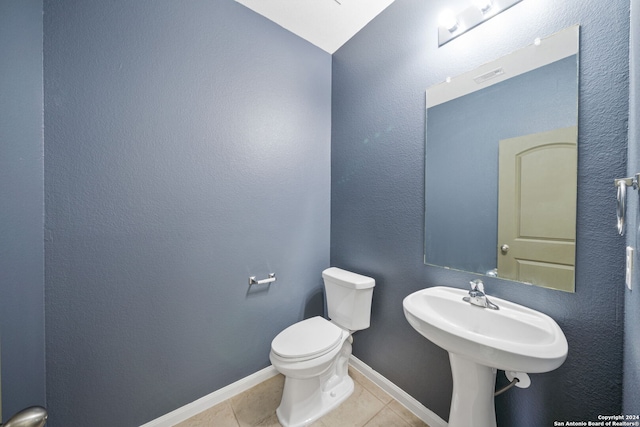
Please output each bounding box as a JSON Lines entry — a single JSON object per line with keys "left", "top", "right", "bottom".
{"left": 139, "top": 365, "right": 279, "bottom": 427}
{"left": 349, "top": 355, "right": 447, "bottom": 427}
{"left": 140, "top": 358, "right": 447, "bottom": 427}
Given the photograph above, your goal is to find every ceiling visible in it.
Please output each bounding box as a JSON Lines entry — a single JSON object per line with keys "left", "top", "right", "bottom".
{"left": 234, "top": 0, "right": 396, "bottom": 54}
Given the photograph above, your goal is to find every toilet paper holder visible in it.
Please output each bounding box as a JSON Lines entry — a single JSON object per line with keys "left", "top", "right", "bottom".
{"left": 615, "top": 173, "right": 639, "bottom": 236}
{"left": 249, "top": 273, "right": 277, "bottom": 285}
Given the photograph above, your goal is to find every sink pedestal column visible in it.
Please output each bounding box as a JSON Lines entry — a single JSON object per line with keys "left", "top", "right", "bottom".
{"left": 448, "top": 353, "right": 497, "bottom": 427}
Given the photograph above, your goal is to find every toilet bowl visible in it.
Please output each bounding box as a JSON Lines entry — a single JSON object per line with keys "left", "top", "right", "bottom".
{"left": 269, "top": 268, "right": 375, "bottom": 427}
{"left": 270, "top": 316, "right": 353, "bottom": 427}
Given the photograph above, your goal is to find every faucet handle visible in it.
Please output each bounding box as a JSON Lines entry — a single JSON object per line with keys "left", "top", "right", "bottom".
{"left": 470, "top": 279, "right": 484, "bottom": 293}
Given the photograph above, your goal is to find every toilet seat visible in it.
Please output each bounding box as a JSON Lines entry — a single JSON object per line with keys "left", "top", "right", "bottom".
{"left": 271, "top": 316, "right": 344, "bottom": 361}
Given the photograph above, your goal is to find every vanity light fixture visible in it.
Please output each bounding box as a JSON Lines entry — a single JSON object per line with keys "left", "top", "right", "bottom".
{"left": 438, "top": 0, "right": 524, "bottom": 47}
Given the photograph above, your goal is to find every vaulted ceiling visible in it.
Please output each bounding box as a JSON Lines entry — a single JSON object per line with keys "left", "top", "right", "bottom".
{"left": 234, "top": 0, "right": 396, "bottom": 54}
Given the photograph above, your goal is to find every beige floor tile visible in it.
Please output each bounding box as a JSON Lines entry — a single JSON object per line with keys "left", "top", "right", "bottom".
{"left": 348, "top": 367, "right": 393, "bottom": 405}
{"left": 316, "top": 380, "right": 386, "bottom": 427}
{"left": 386, "top": 401, "right": 430, "bottom": 427}
{"left": 230, "top": 374, "right": 285, "bottom": 427}
{"left": 248, "top": 411, "right": 282, "bottom": 426}
{"left": 173, "top": 401, "right": 239, "bottom": 427}
{"left": 363, "top": 406, "right": 411, "bottom": 427}
{"left": 174, "top": 368, "right": 432, "bottom": 427}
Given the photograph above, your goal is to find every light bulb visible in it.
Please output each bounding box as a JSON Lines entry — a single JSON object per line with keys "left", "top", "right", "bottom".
{"left": 439, "top": 9, "right": 459, "bottom": 32}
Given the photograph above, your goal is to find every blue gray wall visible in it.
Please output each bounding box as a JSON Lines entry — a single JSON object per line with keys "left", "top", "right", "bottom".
{"left": 0, "top": 0, "right": 46, "bottom": 421}
{"left": 624, "top": 0, "right": 640, "bottom": 416}
{"left": 43, "top": 1, "right": 331, "bottom": 425}
{"left": 332, "top": 0, "right": 628, "bottom": 424}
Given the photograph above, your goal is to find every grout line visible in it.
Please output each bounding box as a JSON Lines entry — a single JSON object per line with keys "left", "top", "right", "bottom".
{"left": 355, "top": 382, "right": 387, "bottom": 427}
{"left": 228, "top": 400, "right": 241, "bottom": 427}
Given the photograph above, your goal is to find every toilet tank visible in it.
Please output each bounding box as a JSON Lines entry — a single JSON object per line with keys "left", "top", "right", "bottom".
{"left": 322, "top": 267, "right": 375, "bottom": 331}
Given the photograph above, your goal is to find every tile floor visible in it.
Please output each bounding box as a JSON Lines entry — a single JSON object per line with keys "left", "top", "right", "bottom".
{"left": 174, "top": 367, "right": 430, "bottom": 427}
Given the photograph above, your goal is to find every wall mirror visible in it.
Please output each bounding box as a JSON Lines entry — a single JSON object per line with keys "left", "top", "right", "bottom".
{"left": 424, "top": 25, "right": 579, "bottom": 292}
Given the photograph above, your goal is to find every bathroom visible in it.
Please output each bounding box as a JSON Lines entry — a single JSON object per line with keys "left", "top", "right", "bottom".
{"left": 1, "top": 0, "right": 638, "bottom": 425}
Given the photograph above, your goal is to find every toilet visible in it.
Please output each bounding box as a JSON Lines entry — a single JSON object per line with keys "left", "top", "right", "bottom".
{"left": 269, "top": 267, "right": 375, "bottom": 427}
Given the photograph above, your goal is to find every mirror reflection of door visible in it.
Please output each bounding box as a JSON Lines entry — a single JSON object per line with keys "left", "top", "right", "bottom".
{"left": 424, "top": 25, "right": 579, "bottom": 292}
{"left": 497, "top": 126, "right": 577, "bottom": 292}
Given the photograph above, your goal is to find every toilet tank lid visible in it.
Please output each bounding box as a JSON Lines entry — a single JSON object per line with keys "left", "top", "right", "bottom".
{"left": 322, "top": 267, "right": 375, "bottom": 289}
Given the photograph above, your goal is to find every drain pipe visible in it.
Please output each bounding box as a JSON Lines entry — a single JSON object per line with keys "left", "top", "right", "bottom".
{"left": 494, "top": 371, "right": 531, "bottom": 396}
{"left": 0, "top": 406, "right": 48, "bottom": 427}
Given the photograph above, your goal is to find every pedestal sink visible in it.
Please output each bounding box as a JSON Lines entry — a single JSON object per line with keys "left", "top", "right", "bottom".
{"left": 403, "top": 286, "right": 568, "bottom": 427}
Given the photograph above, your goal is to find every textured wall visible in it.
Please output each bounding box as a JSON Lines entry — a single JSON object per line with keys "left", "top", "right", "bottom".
{"left": 43, "top": 1, "right": 331, "bottom": 425}
{"left": 624, "top": 0, "right": 640, "bottom": 416}
{"left": 0, "top": 0, "right": 46, "bottom": 420}
{"left": 332, "top": 0, "right": 628, "bottom": 424}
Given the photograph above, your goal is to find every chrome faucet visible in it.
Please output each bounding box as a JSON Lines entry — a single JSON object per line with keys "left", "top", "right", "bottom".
{"left": 463, "top": 279, "right": 499, "bottom": 310}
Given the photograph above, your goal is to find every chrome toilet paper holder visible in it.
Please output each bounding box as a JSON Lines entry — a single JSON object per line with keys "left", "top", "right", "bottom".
{"left": 249, "top": 273, "right": 277, "bottom": 285}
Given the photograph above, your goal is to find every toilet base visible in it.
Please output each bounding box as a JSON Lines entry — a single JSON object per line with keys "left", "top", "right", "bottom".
{"left": 276, "top": 374, "right": 354, "bottom": 427}
{"left": 271, "top": 323, "right": 356, "bottom": 427}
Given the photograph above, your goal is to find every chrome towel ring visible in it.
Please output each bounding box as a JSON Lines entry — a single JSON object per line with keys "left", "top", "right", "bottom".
{"left": 615, "top": 174, "right": 639, "bottom": 236}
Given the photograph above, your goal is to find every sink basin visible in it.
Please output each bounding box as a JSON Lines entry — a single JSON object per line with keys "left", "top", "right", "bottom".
{"left": 403, "top": 286, "right": 567, "bottom": 373}
{"left": 403, "top": 286, "right": 568, "bottom": 427}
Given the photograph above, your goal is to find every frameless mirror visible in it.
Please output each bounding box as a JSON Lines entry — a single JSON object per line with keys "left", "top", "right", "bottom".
{"left": 424, "top": 25, "right": 579, "bottom": 292}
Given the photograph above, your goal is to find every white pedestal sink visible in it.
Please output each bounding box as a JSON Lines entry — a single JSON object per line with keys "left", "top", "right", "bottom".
{"left": 403, "top": 286, "right": 568, "bottom": 427}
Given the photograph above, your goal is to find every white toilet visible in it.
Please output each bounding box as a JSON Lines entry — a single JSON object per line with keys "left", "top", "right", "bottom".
{"left": 269, "top": 267, "right": 375, "bottom": 427}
